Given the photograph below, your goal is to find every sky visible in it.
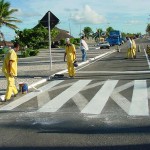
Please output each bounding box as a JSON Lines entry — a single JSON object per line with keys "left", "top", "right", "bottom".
{"left": 1, "top": 0, "right": 150, "bottom": 41}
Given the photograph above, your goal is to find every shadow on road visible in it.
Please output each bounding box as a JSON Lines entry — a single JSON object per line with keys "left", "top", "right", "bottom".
{"left": 0, "top": 145, "right": 150, "bottom": 150}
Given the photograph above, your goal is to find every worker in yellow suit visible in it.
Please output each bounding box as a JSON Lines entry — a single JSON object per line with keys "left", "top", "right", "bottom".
{"left": 131, "top": 37, "right": 137, "bottom": 59}
{"left": 1, "top": 42, "right": 20, "bottom": 101}
{"left": 126, "top": 37, "right": 133, "bottom": 59}
{"left": 64, "top": 38, "right": 76, "bottom": 78}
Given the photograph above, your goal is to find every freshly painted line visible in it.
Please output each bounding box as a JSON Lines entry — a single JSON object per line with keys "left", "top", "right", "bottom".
{"left": 72, "top": 93, "right": 89, "bottom": 111}
{"left": 144, "top": 49, "right": 150, "bottom": 69}
{"left": 48, "top": 81, "right": 105, "bottom": 92}
{"left": 37, "top": 91, "right": 51, "bottom": 108}
{"left": 77, "top": 70, "right": 150, "bottom": 74}
{"left": 82, "top": 81, "right": 105, "bottom": 91}
{"left": 38, "top": 80, "right": 91, "bottom": 112}
{"left": 110, "top": 81, "right": 133, "bottom": 114}
{"left": 147, "top": 87, "right": 150, "bottom": 99}
{"left": 81, "top": 80, "right": 118, "bottom": 114}
{"left": 129, "top": 80, "right": 149, "bottom": 116}
{"left": 0, "top": 80, "right": 63, "bottom": 111}
{"left": 28, "top": 79, "right": 47, "bottom": 89}
{"left": 113, "top": 81, "right": 134, "bottom": 93}
{"left": 111, "top": 92, "right": 130, "bottom": 114}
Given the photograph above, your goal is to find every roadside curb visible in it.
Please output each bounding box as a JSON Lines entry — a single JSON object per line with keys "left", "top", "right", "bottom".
{"left": 28, "top": 49, "right": 116, "bottom": 89}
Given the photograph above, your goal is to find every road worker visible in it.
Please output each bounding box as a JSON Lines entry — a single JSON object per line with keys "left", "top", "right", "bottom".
{"left": 1, "top": 42, "right": 20, "bottom": 101}
{"left": 64, "top": 38, "right": 76, "bottom": 78}
{"left": 131, "top": 37, "right": 137, "bottom": 59}
{"left": 126, "top": 37, "right": 133, "bottom": 59}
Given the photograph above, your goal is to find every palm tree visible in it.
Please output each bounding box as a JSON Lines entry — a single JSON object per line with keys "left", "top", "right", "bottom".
{"left": 83, "top": 27, "right": 93, "bottom": 39}
{"left": 0, "top": 0, "right": 21, "bottom": 46}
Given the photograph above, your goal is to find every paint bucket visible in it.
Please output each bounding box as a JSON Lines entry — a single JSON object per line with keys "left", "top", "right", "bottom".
{"left": 19, "top": 83, "right": 28, "bottom": 94}
{"left": 19, "top": 82, "right": 24, "bottom": 92}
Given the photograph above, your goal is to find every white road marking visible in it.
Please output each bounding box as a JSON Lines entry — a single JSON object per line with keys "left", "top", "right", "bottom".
{"left": 147, "top": 87, "right": 150, "bottom": 99}
{"left": 82, "top": 81, "right": 105, "bottom": 91}
{"left": 72, "top": 81, "right": 106, "bottom": 111}
{"left": 110, "top": 81, "right": 134, "bottom": 114}
{"left": 111, "top": 93, "right": 130, "bottom": 114}
{"left": 113, "top": 81, "right": 134, "bottom": 93}
{"left": 129, "top": 80, "right": 149, "bottom": 116}
{"left": 72, "top": 93, "right": 89, "bottom": 111}
{"left": 144, "top": 49, "right": 150, "bottom": 69}
{"left": 0, "top": 80, "right": 63, "bottom": 111}
{"left": 37, "top": 91, "right": 51, "bottom": 108}
{"left": 38, "top": 80, "right": 91, "bottom": 112}
{"left": 81, "top": 80, "right": 118, "bottom": 114}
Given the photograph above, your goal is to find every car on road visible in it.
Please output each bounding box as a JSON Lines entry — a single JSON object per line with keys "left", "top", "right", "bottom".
{"left": 99, "top": 41, "right": 110, "bottom": 49}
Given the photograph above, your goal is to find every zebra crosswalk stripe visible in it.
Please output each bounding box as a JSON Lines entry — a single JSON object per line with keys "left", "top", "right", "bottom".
{"left": 38, "top": 80, "right": 91, "bottom": 112}
{"left": 129, "top": 80, "right": 149, "bottom": 116}
{"left": 81, "top": 80, "right": 118, "bottom": 115}
{"left": 0, "top": 80, "right": 64, "bottom": 111}
{"left": 110, "top": 81, "right": 134, "bottom": 114}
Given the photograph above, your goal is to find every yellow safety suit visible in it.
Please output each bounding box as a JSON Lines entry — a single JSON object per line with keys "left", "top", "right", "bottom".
{"left": 2, "top": 49, "right": 18, "bottom": 100}
{"left": 127, "top": 38, "right": 133, "bottom": 59}
{"left": 132, "top": 39, "right": 136, "bottom": 58}
{"left": 65, "top": 44, "right": 76, "bottom": 77}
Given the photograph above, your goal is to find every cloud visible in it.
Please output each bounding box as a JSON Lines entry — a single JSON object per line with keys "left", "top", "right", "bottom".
{"left": 126, "top": 20, "right": 142, "bottom": 25}
{"left": 13, "top": 8, "right": 41, "bottom": 18}
{"left": 71, "top": 5, "right": 106, "bottom": 24}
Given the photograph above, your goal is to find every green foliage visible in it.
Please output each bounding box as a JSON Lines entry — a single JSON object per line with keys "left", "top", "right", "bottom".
{"left": 22, "top": 48, "right": 39, "bottom": 58}
{"left": 0, "top": 0, "right": 21, "bottom": 46}
{"left": 0, "top": 0, "right": 21, "bottom": 29}
{"left": 60, "top": 39, "right": 65, "bottom": 45}
{"left": 146, "top": 24, "right": 150, "bottom": 33}
{"left": 83, "top": 27, "right": 93, "bottom": 38}
{"left": 73, "top": 38, "right": 80, "bottom": 44}
{"left": 106, "top": 27, "right": 115, "bottom": 36}
{"left": 70, "top": 38, "right": 74, "bottom": 44}
{"left": 0, "top": 46, "right": 9, "bottom": 54}
{"left": 51, "top": 28, "right": 59, "bottom": 42}
{"left": 14, "top": 24, "right": 59, "bottom": 50}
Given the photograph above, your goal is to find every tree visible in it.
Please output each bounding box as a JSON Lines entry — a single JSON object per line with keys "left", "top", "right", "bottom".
{"left": 83, "top": 27, "right": 93, "bottom": 39}
{"left": 14, "top": 24, "right": 59, "bottom": 49}
{"left": 92, "top": 28, "right": 103, "bottom": 42}
{"left": 106, "top": 26, "right": 114, "bottom": 35}
{"left": 0, "top": 0, "right": 21, "bottom": 45}
{"left": 146, "top": 24, "right": 150, "bottom": 35}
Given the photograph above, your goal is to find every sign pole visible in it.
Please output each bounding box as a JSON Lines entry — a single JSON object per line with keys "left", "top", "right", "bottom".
{"left": 48, "top": 11, "right": 52, "bottom": 72}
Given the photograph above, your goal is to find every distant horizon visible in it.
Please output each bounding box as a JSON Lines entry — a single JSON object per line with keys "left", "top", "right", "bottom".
{"left": 1, "top": 0, "right": 150, "bottom": 41}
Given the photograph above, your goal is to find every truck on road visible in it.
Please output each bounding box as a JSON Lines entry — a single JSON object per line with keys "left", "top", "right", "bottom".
{"left": 107, "top": 30, "right": 123, "bottom": 46}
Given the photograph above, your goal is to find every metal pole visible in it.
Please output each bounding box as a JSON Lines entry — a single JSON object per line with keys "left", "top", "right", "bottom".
{"left": 48, "top": 11, "right": 52, "bottom": 72}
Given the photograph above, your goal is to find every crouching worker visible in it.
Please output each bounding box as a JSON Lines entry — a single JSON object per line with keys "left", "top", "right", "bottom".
{"left": 64, "top": 38, "right": 76, "bottom": 78}
{"left": 1, "top": 42, "right": 20, "bottom": 101}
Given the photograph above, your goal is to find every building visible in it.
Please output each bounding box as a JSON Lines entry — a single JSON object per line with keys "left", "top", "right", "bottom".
{"left": 0, "top": 41, "right": 13, "bottom": 47}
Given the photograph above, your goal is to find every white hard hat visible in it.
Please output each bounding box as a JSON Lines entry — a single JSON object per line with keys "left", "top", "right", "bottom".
{"left": 66, "top": 38, "right": 70, "bottom": 42}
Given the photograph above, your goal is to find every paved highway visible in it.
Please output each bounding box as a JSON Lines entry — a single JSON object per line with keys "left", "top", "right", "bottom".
{"left": 0, "top": 38, "right": 150, "bottom": 150}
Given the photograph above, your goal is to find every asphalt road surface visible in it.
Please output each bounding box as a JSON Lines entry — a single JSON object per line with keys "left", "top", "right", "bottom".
{"left": 0, "top": 38, "right": 150, "bottom": 150}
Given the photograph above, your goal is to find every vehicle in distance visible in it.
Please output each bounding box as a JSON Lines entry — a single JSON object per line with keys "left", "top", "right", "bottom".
{"left": 99, "top": 41, "right": 110, "bottom": 49}
{"left": 106, "top": 30, "right": 123, "bottom": 46}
